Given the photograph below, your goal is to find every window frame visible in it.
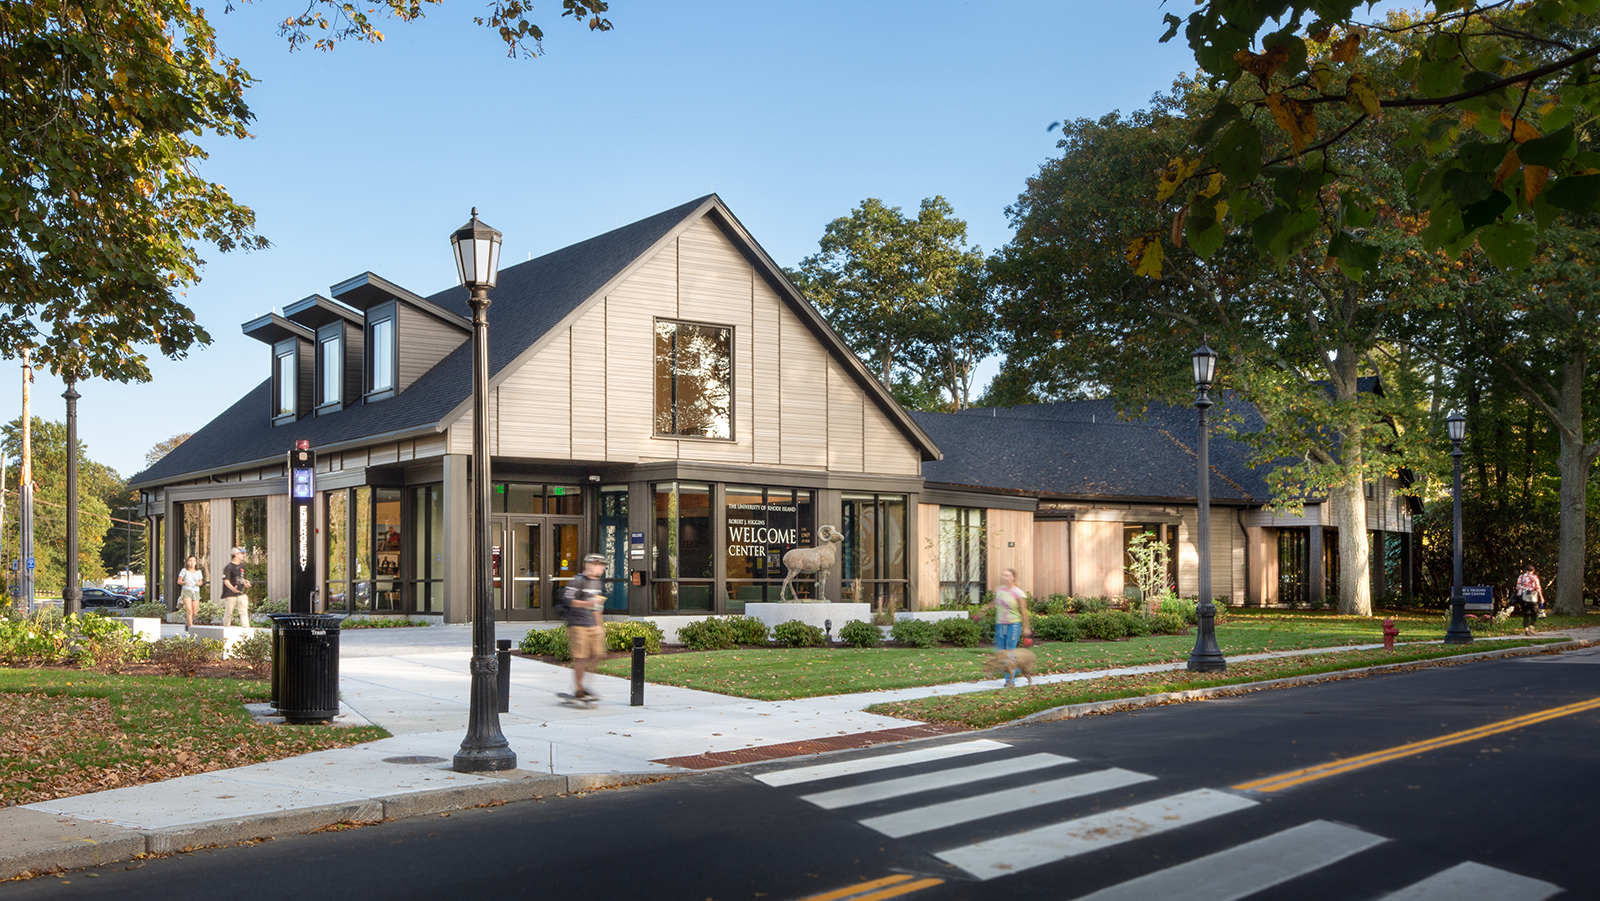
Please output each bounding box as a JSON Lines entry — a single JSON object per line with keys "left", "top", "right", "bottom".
{"left": 315, "top": 323, "right": 343, "bottom": 412}
{"left": 366, "top": 309, "right": 397, "bottom": 401}
{"left": 652, "top": 317, "right": 735, "bottom": 442}
{"left": 272, "top": 339, "right": 298, "bottom": 424}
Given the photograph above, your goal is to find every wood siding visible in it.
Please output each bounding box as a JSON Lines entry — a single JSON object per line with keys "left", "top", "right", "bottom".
{"left": 480, "top": 212, "right": 924, "bottom": 474}
{"left": 1033, "top": 520, "right": 1070, "bottom": 598}
{"left": 1072, "top": 521, "right": 1122, "bottom": 598}
{"left": 395, "top": 303, "right": 467, "bottom": 394}
{"left": 917, "top": 503, "right": 941, "bottom": 609}
{"left": 986, "top": 508, "right": 1033, "bottom": 592}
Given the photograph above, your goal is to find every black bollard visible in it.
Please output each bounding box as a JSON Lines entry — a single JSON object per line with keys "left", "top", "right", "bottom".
{"left": 630, "top": 636, "right": 645, "bottom": 707}
{"left": 496, "top": 639, "right": 511, "bottom": 714}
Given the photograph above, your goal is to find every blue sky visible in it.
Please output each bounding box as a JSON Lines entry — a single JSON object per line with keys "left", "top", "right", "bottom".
{"left": 9, "top": 1, "right": 1197, "bottom": 478}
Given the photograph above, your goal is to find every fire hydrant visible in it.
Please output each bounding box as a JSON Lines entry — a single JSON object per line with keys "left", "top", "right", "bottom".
{"left": 1382, "top": 617, "right": 1399, "bottom": 651}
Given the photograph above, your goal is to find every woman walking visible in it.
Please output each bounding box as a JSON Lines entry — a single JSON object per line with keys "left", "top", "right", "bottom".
{"left": 1516, "top": 564, "right": 1545, "bottom": 635}
{"left": 178, "top": 555, "right": 204, "bottom": 631}
{"left": 982, "top": 568, "right": 1032, "bottom": 687}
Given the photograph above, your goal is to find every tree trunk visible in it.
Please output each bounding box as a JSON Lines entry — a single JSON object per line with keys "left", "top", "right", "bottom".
{"left": 1552, "top": 350, "right": 1596, "bottom": 615}
{"left": 1334, "top": 465, "right": 1374, "bottom": 616}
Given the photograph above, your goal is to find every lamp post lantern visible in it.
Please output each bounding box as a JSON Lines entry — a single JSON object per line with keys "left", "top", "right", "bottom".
{"left": 1443, "top": 412, "right": 1472, "bottom": 645}
{"left": 1187, "top": 344, "right": 1227, "bottom": 672}
{"left": 450, "top": 209, "right": 516, "bottom": 773}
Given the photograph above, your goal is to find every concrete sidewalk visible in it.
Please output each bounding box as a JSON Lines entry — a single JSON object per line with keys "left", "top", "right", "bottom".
{"left": 3, "top": 625, "right": 1591, "bottom": 878}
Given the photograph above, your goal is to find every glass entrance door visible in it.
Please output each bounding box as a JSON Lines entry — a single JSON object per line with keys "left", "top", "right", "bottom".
{"left": 495, "top": 515, "right": 585, "bottom": 621}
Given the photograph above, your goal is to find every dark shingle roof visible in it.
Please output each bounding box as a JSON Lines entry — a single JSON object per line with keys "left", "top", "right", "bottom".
{"left": 913, "top": 398, "right": 1272, "bottom": 503}
{"left": 133, "top": 196, "right": 714, "bottom": 487}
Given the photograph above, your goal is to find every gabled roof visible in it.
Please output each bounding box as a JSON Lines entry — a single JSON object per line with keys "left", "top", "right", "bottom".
{"left": 913, "top": 398, "right": 1271, "bottom": 504}
{"left": 133, "top": 195, "right": 938, "bottom": 487}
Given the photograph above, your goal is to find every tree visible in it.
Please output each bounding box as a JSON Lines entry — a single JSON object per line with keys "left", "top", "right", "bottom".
{"left": 790, "top": 197, "right": 995, "bottom": 411}
{"left": 1, "top": 417, "right": 120, "bottom": 592}
{"left": 144, "top": 433, "right": 192, "bottom": 470}
{"left": 2, "top": 0, "right": 612, "bottom": 391}
{"left": 1157, "top": 2, "right": 1600, "bottom": 277}
{"left": 994, "top": 77, "right": 1455, "bottom": 616}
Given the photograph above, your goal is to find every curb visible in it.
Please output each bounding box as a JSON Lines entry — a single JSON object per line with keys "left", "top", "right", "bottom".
{"left": 1018, "top": 638, "right": 1595, "bottom": 725}
{"left": 1, "top": 770, "right": 657, "bottom": 881}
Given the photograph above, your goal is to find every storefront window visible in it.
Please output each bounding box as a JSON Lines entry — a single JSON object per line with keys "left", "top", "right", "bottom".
{"left": 177, "top": 501, "right": 210, "bottom": 602}
{"left": 325, "top": 490, "right": 348, "bottom": 612}
{"left": 725, "top": 485, "right": 814, "bottom": 611}
{"left": 939, "top": 507, "right": 985, "bottom": 604}
{"left": 598, "top": 486, "right": 629, "bottom": 610}
{"left": 411, "top": 485, "right": 444, "bottom": 613}
{"left": 654, "top": 319, "right": 732, "bottom": 439}
{"left": 374, "top": 488, "right": 402, "bottom": 612}
{"left": 494, "top": 483, "right": 583, "bottom": 516}
{"left": 653, "top": 481, "right": 712, "bottom": 611}
{"left": 842, "top": 493, "right": 906, "bottom": 608}
{"left": 1123, "top": 523, "right": 1177, "bottom": 602}
{"left": 233, "top": 498, "right": 268, "bottom": 606}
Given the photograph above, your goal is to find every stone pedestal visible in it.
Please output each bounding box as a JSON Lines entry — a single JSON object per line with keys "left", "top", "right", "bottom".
{"left": 187, "top": 625, "right": 265, "bottom": 658}
{"left": 109, "top": 617, "right": 161, "bottom": 642}
{"left": 744, "top": 602, "right": 871, "bottom": 634}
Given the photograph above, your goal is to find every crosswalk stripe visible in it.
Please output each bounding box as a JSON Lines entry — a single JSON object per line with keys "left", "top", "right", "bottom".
{"left": 1382, "top": 861, "right": 1563, "bottom": 901}
{"left": 935, "top": 788, "right": 1257, "bottom": 881}
{"left": 859, "top": 767, "right": 1156, "bottom": 838}
{"left": 799, "top": 752, "right": 1074, "bottom": 810}
{"left": 755, "top": 739, "right": 1010, "bottom": 787}
{"left": 1063, "top": 819, "right": 1386, "bottom": 901}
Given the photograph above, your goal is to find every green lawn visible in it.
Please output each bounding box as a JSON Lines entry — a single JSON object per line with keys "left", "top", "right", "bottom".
{"left": 0, "top": 669, "right": 389, "bottom": 808}
{"left": 865, "top": 638, "right": 1563, "bottom": 729}
{"left": 593, "top": 609, "right": 1578, "bottom": 701}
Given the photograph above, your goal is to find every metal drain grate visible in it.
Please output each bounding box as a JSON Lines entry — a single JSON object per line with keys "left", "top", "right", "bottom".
{"left": 383, "top": 755, "right": 449, "bottom": 765}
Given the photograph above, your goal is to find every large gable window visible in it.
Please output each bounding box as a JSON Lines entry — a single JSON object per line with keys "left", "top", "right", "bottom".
{"left": 654, "top": 319, "right": 732, "bottom": 439}
{"left": 274, "top": 348, "right": 296, "bottom": 420}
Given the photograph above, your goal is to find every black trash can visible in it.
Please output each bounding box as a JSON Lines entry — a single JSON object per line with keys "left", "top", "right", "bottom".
{"left": 270, "top": 613, "right": 343, "bottom": 723}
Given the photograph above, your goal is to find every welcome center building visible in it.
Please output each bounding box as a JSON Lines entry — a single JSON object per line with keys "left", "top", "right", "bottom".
{"left": 131, "top": 196, "right": 1414, "bottom": 629}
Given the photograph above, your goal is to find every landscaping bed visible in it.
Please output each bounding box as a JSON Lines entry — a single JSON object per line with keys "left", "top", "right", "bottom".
{"left": 0, "top": 668, "right": 389, "bottom": 808}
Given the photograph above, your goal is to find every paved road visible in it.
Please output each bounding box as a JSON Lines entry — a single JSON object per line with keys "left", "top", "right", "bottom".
{"left": 15, "top": 647, "right": 1598, "bottom": 900}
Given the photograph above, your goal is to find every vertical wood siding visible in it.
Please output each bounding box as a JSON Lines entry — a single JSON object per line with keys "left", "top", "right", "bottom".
{"left": 986, "top": 509, "right": 1034, "bottom": 591}
{"left": 1072, "top": 521, "right": 1123, "bottom": 598}
{"left": 1033, "top": 521, "right": 1071, "bottom": 597}
{"left": 917, "top": 503, "right": 941, "bottom": 609}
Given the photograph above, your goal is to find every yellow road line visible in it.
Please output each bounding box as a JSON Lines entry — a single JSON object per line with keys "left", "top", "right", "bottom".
{"left": 1234, "top": 695, "right": 1600, "bottom": 793}
{"left": 795, "top": 874, "right": 944, "bottom": 901}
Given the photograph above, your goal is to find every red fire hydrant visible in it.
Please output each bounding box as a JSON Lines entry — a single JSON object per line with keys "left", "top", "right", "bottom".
{"left": 1382, "top": 617, "right": 1399, "bottom": 651}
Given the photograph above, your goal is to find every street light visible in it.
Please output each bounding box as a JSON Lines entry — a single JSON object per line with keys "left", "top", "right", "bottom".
{"left": 1187, "top": 344, "right": 1226, "bottom": 672}
{"left": 450, "top": 209, "right": 516, "bottom": 773}
{"left": 1443, "top": 412, "right": 1472, "bottom": 645}
{"left": 62, "top": 372, "right": 81, "bottom": 616}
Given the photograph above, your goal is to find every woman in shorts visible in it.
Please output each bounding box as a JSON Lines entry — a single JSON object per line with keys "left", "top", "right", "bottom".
{"left": 177, "top": 555, "right": 204, "bottom": 630}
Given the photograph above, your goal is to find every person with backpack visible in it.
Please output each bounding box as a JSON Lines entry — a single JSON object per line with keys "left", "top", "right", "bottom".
{"left": 561, "top": 554, "right": 609, "bottom": 701}
{"left": 1516, "top": 564, "right": 1545, "bottom": 635}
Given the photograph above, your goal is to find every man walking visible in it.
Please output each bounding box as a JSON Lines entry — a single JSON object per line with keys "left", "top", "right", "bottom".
{"left": 563, "top": 553, "right": 609, "bottom": 700}
{"left": 221, "top": 547, "right": 252, "bottom": 627}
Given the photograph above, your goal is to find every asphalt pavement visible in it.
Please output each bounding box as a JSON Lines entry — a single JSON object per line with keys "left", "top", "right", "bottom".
{"left": 2, "top": 624, "right": 1596, "bottom": 888}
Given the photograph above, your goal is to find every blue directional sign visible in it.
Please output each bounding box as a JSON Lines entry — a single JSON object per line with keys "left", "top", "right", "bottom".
{"left": 1462, "top": 586, "right": 1494, "bottom": 611}
{"left": 25, "top": 556, "right": 34, "bottom": 570}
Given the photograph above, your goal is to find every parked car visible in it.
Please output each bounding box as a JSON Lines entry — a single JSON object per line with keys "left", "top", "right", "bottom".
{"left": 79, "top": 587, "right": 134, "bottom": 609}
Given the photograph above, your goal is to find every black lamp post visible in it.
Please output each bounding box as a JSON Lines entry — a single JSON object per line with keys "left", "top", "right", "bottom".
{"left": 450, "top": 209, "right": 517, "bottom": 773}
{"left": 1187, "top": 344, "right": 1227, "bottom": 672}
{"left": 1443, "top": 412, "right": 1472, "bottom": 645}
{"left": 62, "top": 374, "right": 81, "bottom": 616}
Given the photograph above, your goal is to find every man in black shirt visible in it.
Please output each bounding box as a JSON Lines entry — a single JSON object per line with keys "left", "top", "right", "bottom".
{"left": 221, "top": 547, "right": 252, "bottom": 627}
{"left": 562, "top": 554, "right": 608, "bottom": 700}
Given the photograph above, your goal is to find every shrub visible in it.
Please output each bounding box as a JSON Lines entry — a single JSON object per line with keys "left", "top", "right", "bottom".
{"left": 1044, "top": 594, "right": 1069, "bottom": 616}
{"left": 0, "top": 611, "right": 71, "bottom": 665}
{"left": 605, "top": 620, "right": 664, "bottom": 654}
{"left": 1159, "top": 597, "right": 1199, "bottom": 624}
{"left": 726, "top": 615, "right": 770, "bottom": 646}
{"left": 1119, "top": 610, "right": 1153, "bottom": 637}
{"left": 256, "top": 598, "right": 290, "bottom": 615}
{"left": 127, "top": 601, "right": 167, "bottom": 619}
{"left": 1032, "top": 614, "right": 1080, "bottom": 642}
{"left": 889, "top": 618, "right": 940, "bottom": 649}
{"left": 773, "top": 619, "right": 826, "bottom": 648}
{"left": 1077, "top": 610, "right": 1128, "bottom": 641}
{"left": 838, "top": 619, "right": 880, "bottom": 648}
{"left": 938, "top": 616, "right": 983, "bottom": 647}
{"left": 71, "top": 614, "right": 142, "bottom": 670}
{"left": 972, "top": 605, "right": 997, "bottom": 643}
{"left": 1071, "top": 596, "right": 1110, "bottom": 614}
{"left": 342, "top": 616, "right": 427, "bottom": 629}
{"left": 1150, "top": 611, "right": 1189, "bottom": 635}
{"left": 231, "top": 629, "right": 274, "bottom": 677}
{"left": 676, "top": 617, "right": 739, "bottom": 650}
{"left": 149, "top": 636, "right": 223, "bottom": 676}
{"left": 520, "top": 625, "right": 571, "bottom": 661}
{"left": 195, "top": 600, "right": 223, "bottom": 625}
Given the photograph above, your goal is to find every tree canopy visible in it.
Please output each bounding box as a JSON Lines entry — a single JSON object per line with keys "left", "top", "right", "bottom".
{"left": 3, "top": 417, "right": 121, "bottom": 593}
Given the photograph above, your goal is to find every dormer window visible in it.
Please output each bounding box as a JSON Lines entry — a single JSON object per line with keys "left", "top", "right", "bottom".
{"left": 369, "top": 313, "right": 395, "bottom": 397}
{"left": 318, "top": 331, "right": 342, "bottom": 408}
{"left": 275, "top": 348, "right": 296, "bottom": 419}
